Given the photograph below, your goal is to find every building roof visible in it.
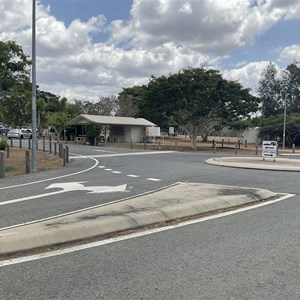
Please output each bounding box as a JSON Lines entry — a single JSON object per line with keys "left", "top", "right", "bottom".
{"left": 68, "top": 114, "right": 156, "bottom": 127}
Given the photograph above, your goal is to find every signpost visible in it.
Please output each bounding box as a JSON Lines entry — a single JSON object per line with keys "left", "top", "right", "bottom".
{"left": 262, "top": 141, "right": 277, "bottom": 161}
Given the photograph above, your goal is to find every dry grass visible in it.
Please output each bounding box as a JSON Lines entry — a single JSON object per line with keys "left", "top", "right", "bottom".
{"left": 4, "top": 148, "right": 63, "bottom": 177}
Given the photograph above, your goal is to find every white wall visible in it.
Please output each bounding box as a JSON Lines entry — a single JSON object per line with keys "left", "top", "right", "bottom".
{"left": 243, "top": 128, "right": 261, "bottom": 144}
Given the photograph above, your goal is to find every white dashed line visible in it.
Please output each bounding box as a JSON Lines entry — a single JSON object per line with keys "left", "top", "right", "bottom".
{"left": 127, "top": 175, "right": 140, "bottom": 178}
{"left": 104, "top": 169, "right": 113, "bottom": 171}
{"left": 98, "top": 166, "right": 106, "bottom": 169}
{"left": 112, "top": 171, "right": 122, "bottom": 174}
{"left": 146, "top": 178, "right": 161, "bottom": 182}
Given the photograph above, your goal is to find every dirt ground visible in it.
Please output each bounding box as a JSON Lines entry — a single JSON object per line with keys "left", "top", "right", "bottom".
{"left": 3, "top": 148, "right": 63, "bottom": 177}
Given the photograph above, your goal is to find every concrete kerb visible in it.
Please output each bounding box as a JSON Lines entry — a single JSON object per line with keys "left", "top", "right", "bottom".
{"left": 0, "top": 182, "right": 276, "bottom": 256}
{"left": 205, "top": 156, "right": 300, "bottom": 171}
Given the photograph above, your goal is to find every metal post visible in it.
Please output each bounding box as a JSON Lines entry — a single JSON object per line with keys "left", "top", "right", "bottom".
{"left": 283, "top": 91, "right": 287, "bottom": 150}
{"left": 235, "top": 143, "right": 238, "bottom": 154}
{"left": 19, "top": 138, "right": 22, "bottom": 149}
{"left": 6, "top": 145, "right": 9, "bottom": 158}
{"left": 31, "top": 0, "right": 38, "bottom": 171}
{"left": 213, "top": 141, "right": 216, "bottom": 153}
{"left": 292, "top": 143, "right": 295, "bottom": 153}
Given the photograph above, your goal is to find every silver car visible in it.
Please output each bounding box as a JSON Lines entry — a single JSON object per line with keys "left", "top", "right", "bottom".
{"left": 7, "top": 129, "right": 32, "bottom": 139}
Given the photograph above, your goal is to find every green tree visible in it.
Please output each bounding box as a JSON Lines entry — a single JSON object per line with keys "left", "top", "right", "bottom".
{"left": 47, "top": 112, "right": 71, "bottom": 141}
{"left": 83, "top": 96, "right": 119, "bottom": 116}
{"left": 257, "top": 62, "right": 281, "bottom": 117}
{"left": 0, "top": 41, "right": 31, "bottom": 126}
{"left": 125, "top": 68, "right": 259, "bottom": 150}
{"left": 85, "top": 122, "right": 103, "bottom": 145}
{"left": 66, "top": 100, "right": 84, "bottom": 117}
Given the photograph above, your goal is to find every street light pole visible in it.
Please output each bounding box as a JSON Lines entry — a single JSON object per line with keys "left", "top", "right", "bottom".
{"left": 282, "top": 91, "right": 287, "bottom": 150}
{"left": 32, "top": 0, "right": 38, "bottom": 171}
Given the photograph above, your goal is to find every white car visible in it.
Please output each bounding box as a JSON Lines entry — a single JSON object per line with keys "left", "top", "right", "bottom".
{"left": 7, "top": 129, "right": 32, "bottom": 139}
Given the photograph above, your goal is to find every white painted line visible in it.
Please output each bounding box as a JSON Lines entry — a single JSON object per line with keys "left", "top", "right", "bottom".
{"left": 98, "top": 166, "right": 106, "bottom": 169}
{"left": 0, "top": 153, "right": 99, "bottom": 191}
{"left": 104, "top": 169, "right": 113, "bottom": 171}
{"left": 95, "top": 150, "right": 117, "bottom": 153}
{"left": 81, "top": 151, "right": 175, "bottom": 158}
{"left": 0, "top": 193, "right": 294, "bottom": 267}
{"left": 127, "top": 175, "right": 139, "bottom": 178}
{"left": 146, "top": 178, "right": 161, "bottom": 182}
{"left": 112, "top": 171, "right": 122, "bottom": 174}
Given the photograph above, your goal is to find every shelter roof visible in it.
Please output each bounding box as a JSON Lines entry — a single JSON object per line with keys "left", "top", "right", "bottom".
{"left": 69, "top": 114, "right": 156, "bottom": 127}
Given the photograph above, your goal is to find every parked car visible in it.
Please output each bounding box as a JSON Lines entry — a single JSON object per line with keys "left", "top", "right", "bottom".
{"left": 7, "top": 129, "right": 33, "bottom": 139}
{"left": 0, "top": 126, "right": 10, "bottom": 136}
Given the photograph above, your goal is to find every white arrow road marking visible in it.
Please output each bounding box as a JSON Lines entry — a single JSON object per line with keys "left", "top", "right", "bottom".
{"left": 45, "top": 182, "right": 128, "bottom": 194}
{"left": 0, "top": 182, "right": 128, "bottom": 206}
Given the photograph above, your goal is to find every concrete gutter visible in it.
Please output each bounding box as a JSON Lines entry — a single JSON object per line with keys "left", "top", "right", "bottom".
{"left": 0, "top": 182, "right": 276, "bottom": 256}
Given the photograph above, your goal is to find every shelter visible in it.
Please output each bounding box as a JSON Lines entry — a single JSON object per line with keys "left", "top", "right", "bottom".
{"left": 68, "top": 114, "right": 156, "bottom": 143}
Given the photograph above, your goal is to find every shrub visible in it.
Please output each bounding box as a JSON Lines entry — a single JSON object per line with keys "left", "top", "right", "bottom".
{"left": 0, "top": 138, "right": 8, "bottom": 150}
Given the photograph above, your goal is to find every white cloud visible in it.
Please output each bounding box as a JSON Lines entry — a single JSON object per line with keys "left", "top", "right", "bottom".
{"left": 278, "top": 44, "right": 300, "bottom": 62}
{"left": 109, "top": 0, "right": 299, "bottom": 55}
{"left": 1, "top": 0, "right": 300, "bottom": 101}
{"left": 223, "top": 61, "right": 276, "bottom": 94}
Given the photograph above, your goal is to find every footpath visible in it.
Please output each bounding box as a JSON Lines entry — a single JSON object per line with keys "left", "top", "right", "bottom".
{"left": 0, "top": 155, "right": 299, "bottom": 257}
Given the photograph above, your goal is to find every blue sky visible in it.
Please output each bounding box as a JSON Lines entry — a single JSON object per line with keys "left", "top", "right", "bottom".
{"left": 1, "top": 0, "right": 300, "bottom": 100}
{"left": 43, "top": 0, "right": 132, "bottom": 27}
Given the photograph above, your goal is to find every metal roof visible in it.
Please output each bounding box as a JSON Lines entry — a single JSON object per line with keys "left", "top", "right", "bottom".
{"left": 68, "top": 114, "right": 156, "bottom": 127}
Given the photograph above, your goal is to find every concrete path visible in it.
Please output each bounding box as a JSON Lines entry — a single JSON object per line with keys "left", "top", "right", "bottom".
{"left": 0, "top": 182, "right": 276, "bottom": 256}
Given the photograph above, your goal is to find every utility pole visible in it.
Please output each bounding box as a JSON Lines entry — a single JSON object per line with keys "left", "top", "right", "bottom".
{"left": 32, "top": 0, "right": 38, "bottom": 171}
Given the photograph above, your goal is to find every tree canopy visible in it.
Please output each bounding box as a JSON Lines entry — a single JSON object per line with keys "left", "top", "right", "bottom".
{"left": 122, "top": 67, "right": 259, "bottom": 149}
{"left": 0, "top": 40, "right": 32, "bottom": 127}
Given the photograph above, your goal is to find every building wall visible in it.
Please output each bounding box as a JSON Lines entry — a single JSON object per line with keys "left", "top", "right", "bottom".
{"left": 110, "top": 125, "right": 146, "bottom": 143}
{"left": 128, "top": 126, "right": 145, "bottom": 143}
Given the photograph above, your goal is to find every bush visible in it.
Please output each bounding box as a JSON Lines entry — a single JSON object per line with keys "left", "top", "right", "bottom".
{"left": 85, "top": 123, "right": 103, "bottom": 145}
{"left": 0, "top": 138, "right": 8, "bottom": 150}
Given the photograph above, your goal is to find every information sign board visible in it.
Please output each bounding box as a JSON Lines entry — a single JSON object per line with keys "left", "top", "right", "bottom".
{"left": 262, "top": 141, "right": 277, "bottom": 160}
{"left": 169, "top": 127, "right": 175, "bottom": 135}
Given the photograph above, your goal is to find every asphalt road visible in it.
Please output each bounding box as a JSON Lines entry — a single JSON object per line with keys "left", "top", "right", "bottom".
{"left": 0, "top": 143, "right": 299, "bottom": 299}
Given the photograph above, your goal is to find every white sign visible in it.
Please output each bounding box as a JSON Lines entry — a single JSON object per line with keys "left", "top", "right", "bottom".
{"left": 169, "top": 127, "right": 174, "bottom": 135}
{"left": 262, "top": 141, "right": 277, "bottom": 160}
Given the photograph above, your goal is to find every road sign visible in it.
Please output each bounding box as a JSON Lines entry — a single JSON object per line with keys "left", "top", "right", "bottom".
{"left": 169, "top": 127, "right": 174, "bottom": 135}
{"left": 262, "top": 141, "right": 277, "bottom": 160}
